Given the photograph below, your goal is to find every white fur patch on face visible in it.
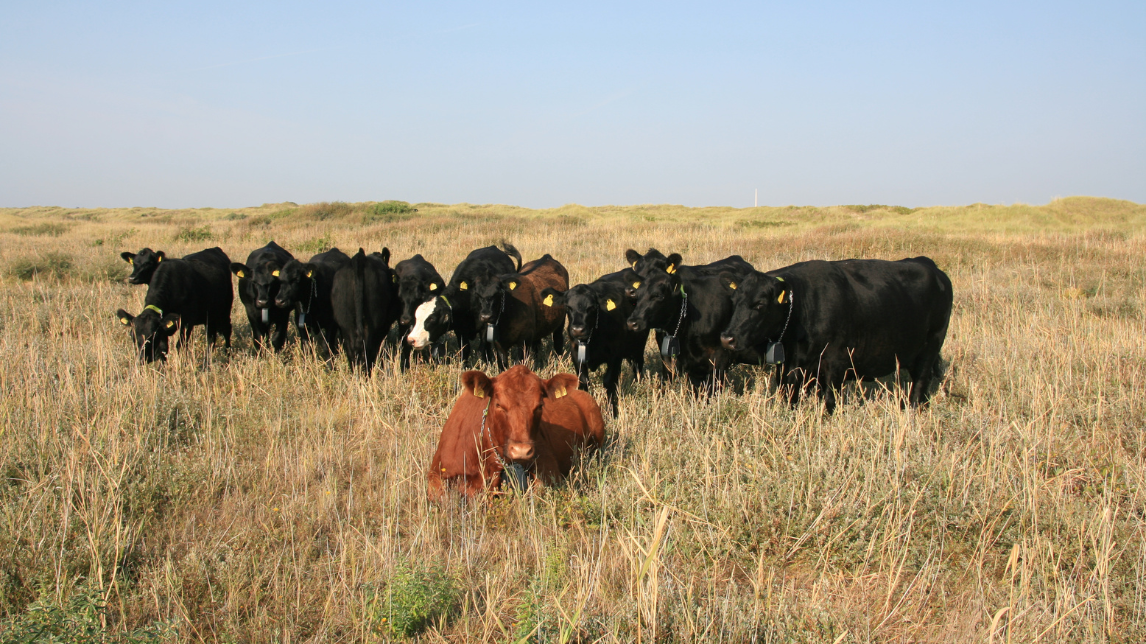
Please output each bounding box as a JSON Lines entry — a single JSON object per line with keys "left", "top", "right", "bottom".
{"left": 407, "top": 298, "right": 436, "bottom": 348}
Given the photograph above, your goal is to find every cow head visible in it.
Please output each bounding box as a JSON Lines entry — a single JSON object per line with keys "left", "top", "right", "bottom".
{"left": 120, "top": 248, "right": 164, "bottom": 285}
{"left": 461, "top": 366, "right": 579, "bottom": 465}
{"left": 543, "top": 284, "right": 617, "bottom": 341}
{"left": 624, "top": 248, "right": 682, "bottom": 278}
{"left": 626, "top": 270, "right": 683, "bottom": 333}
{"left": 231, "top": 261, "right": 281, "bottom": 310}
{"left": 406, "top": 296, "right": 453, "bottom": 348}
{"left": 619, "top": 267, "right": 643, "bottom": 302}
{"left": 719, "top": 271, "right": 790, "bottom": 351}
{"left": 274, "top": 259, "right": 315, "bottom": 309}
{"left": 473, "top": 273, "right": 514, "bottom": 325}
{"left": 397, "top": 273, "right": 446, "bottom": 328}
{"left": 116, "top": 307, "right": 181, "bottom": 362}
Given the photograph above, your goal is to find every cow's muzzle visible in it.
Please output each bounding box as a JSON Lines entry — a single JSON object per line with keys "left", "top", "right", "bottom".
{"left": 506, "top": 441, "right": 535, "bottom": 462}
{"left": 720, "top": 334, "right": 737, "bottom": 351}
{"left": 255, "top": 299, "right": 270, "bottom": 308}
{"left": 569, "top": 325, "right": 587, "bottom": 338}
{"left": 626, "top": 319, "right": 642, "bottom": 332}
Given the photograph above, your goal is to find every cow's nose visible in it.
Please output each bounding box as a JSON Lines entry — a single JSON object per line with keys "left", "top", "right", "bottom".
{"left": 406, "top": 336, "right": 417, "bottom": 346}
{"left": 479, "top": 313, "right": 493, "bottom": 323}
{"left": 400, "top": 315, "right": 412, "bottom": 326}
{"left": 256, "top": 299, "right": 269, "bottom": 308}
{"left": 506, "top": 442, "right": 535, "bottom": 462}
{"left": 274, "top": 298, "right": 288, "bottom": 308}
{"left": 570, "top": 325, "right": 586, "bottom": 337}
{"left": 626, "top": 320, "right": 640, "bottom": 332}
{"left": 720, "top": 334, "right": 737, "bottom": 350}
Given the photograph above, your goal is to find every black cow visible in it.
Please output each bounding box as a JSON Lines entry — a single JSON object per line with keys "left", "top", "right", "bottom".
{"left": 331, "top": 249, "right": 397, "bottom": 372}
{"left": 274, "top": 247, "right": 351, "bottom": 354}
{"left": 471, "top": 254, "right": 569, "bottom": 370}
{"left": 230, "top": 241, "right": 294, "bottom": 351}
{"left": 393, "top": 254, "right": 447, "bottom": 369}
{"left": 116, "top": 247, "right": 233, "bottom": 362}
{"left": 625, "top": 248, "right": 754, "bottom": 280}
{"left": 439, "top": 243, "right": 522, "bottom": 363}
{"left": 541, "top": 269, "right": 648, "bottom": 415}
{"left": 120, "top": 248, "right": 166, "bottom": 285}
{"left": 718, "top": 257, "right": 954, "bottom": 412}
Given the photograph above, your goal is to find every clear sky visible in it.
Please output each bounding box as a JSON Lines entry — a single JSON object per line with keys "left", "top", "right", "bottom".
{"left": 2, "top": 1, "right": 1143, "bottom": 209}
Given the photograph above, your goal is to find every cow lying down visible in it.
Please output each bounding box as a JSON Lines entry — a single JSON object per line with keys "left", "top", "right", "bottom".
{"left": 428, "top": 365, "right": 605, "bottom": 500}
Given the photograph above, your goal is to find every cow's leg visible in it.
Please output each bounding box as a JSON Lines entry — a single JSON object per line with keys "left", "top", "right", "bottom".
{"left": 270, "top": 319, "right": 288, "bottom": 352}
{"left": 603, "top": 358, "right": 622, "bottom": 417}
{"left": 400, "top": 340, "right": 413, "bottom": 371}
{"left": 909, "top": 349, "right": 940, "bottom": 405}
{"left": 783, "top": 366, "right": 803, "bottom": 407}
{"left": 551, "top": 327, "right": 565, "bottom": 356}
{"left": 530, "top": 340, "right": 544, "bottom": 369}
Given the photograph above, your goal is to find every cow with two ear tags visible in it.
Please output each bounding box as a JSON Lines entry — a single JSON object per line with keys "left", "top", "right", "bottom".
{"left": 427, "top": 365, "right": 605, "bottom": 500}
{"left": 116, "top": 247, "right": 233, "bottom": 363}
{"left": 393, "top": 254, "right": 447, "bottom": 370}
{"left": 471, "top": 254, "right": 569, "bottom": 370}
{"left": 230, "top": 241, "right": 294, "bottom": 352}
{"left": 274, "top": 247, "right": 350, "bottom": 355}
{"left": 439, "top": 243, "right": 522, "bottom": 364}
{"left": 541, "top": 269, "right": 648, "bottom": 415}
{"left": 119, "top": 248, "right": 165, "bottom": 285}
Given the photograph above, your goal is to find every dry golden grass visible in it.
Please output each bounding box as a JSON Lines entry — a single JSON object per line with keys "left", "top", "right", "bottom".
{"left": 0, "top": 197, "right": 1144, "bottom": 642}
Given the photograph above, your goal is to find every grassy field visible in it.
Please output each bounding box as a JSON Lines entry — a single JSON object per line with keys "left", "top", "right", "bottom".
{"left": 1, "top": 197, "right": 1144, "bottom": 642}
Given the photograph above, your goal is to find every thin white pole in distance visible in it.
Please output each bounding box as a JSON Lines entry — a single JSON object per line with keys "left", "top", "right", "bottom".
{"left": 755, "top": 189, "right": 758, "bottom": 208}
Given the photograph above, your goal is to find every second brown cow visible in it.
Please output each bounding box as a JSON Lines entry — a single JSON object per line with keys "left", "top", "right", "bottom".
{"left": 427, "top": 365, "right": 605, "bottom": 501}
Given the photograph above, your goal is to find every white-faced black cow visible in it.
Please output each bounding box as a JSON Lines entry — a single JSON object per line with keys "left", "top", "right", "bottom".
{"left": 116, "top": 247, "right": 233, "bottom": 362}
{"left": 274, "top": 247, "right": 351, "bottom": 354}
{"left": 437, "top": 243, "right": 522, "bottom": 364}
{"left": 331, "top": 249, "right": 398, "bottom": 372}
{"left": 471, "top": 254, "right": 568, "bottom": 370}
{"left": 119, "top": 248, "right": 165, "bottom": 285}
{"left": 230, "top": 241, "right": 294, "bottom": 351}
{"left": 394, "top": 254, "right": 447, "bottom": 370}
{"left": 541, "top": 269, "right": 648, "bottom": 415}
{"left": 718, "top": 257, "right": 953, "bottom": 412}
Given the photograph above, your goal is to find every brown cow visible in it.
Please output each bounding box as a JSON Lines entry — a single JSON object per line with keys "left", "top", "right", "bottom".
{"left": 472, "top": 254, "right": 569, "bottom": 370}
{"left": 427, "top": 365, "right": 605, "bottom": 500}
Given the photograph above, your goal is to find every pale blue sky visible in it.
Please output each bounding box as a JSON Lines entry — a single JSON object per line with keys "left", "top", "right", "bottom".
{"left": 2, "top": 1, "right": 1143, "bottom": 208}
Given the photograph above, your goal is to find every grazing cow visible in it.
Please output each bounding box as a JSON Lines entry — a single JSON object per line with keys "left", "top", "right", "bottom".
{"left": 472, "top": 254, "right": 569, "bottom": 370}
{"left": 437, "top": 243, "right": 522, "bottom": 363}
{"left": 274, "top": 247, "right": 351, "bottom": 353}
{"left": 541, "top": 269, "right": 648, "bottom": 414}
{"left": 394, "top": 254, "right": 447, "bottom": 369}
{"left": 119, "top": 248, "right": 165, "bottom": 285}
{"left": 116, "top": 247, "right": 233, "bottom": 362}
{"left": 230, "top": 241, "right": 294, "bottom": 351}
{"left": 718, "top": 257, "right": 953, "bottom": 412}
{"left": 427, "top": 365, "right": 605, "bottom": 500}
{"left": 330, "top": 248, "right": 397, "bottom": 372}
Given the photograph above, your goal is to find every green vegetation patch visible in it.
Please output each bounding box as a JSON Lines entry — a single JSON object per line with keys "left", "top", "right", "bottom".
{"left": 0, "top": 586, "right": 178, "bottom": 643}
{"left": 366, "top": 561, "right": 459, "bottom": 638}
{"left": 10, "top": 223, "right": 70, "bottom": 237}
{"left": 8, "top": 252, "right": 72, "bottom": 281}
{"left": 363, "top": 201, "right": 418, "bottom": 224}
{"left": 296, "top": 233, "right": 335, "bottom": 255}
{"left": 172, "top": 226, "right": 213, "bottom": 243}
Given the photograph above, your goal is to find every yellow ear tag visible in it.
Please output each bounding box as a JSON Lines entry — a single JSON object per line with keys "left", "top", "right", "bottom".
{"left": 666, "top": 264, "right": 676, "bottom": 274}
{"left": 729, "top": 282, "right": 737, "bottom": 290}
{"left": 606, "top": 299, "right": 616, "bottom": 311}
{"left": 543, "top": 294, "right": 554, "bottom": 307}
{"left": 429, "top": 283, "right": 437, "bottom": 291}
{"left": 272, "top": 270, "right": 280, "bottom": 277}
{"left": 128, "top": 258, "right": 134, "bottom": 265}
{"left": 777, "top": 290, "right": 786, "bottom": 304}
{"left": 460, "top": 281, "right": 468, "bottom": 290}
{"left": 306, "top": 270, "right": 314, "bottom": 278}
{"left": 120, "top": 317, "right": 130, "bottom": 325}
{"left": 391, "top": 274, "right": 397, "bottom": 283}
{"left": 631, "top": 261, "right": 637, "bottom": 268}
{"left": 632, "top": 281, "right": 641, "bottom": 289}
{"left": 157, "top": 256, "right": 162, "bottom": 262}
{"left": 508, "top": 281, "right": 517, "bottom": 290}
{"left": 165, "top": 320, "right": 176, "bottom": 329}
{"left": 472, "top": 387, "right": 484, "bottom": 398}
{"left": 555, "top": 385, "right": 566, "bottom": 399}
{"left": 237, "top": 270, "right": 246, "bottom": 278}
{"left": 776, "top": 276, "right": 785, "bottom": 282}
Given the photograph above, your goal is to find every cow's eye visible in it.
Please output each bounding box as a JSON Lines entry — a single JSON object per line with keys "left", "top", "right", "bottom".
{"left": 754, "top": 302, "right": 765, "bottom": 310}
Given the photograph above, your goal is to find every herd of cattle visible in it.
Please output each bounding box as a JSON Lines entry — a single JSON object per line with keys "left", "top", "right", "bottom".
{"left": 115, "top": 241, "right": 953, "bottom": 497}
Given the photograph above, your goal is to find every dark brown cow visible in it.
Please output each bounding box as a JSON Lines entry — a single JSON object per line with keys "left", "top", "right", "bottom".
{"left": 427, "top": 365, "right": 605, "bottom": 500}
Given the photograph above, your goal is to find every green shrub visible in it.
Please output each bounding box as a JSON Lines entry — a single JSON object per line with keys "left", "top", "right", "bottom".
{"left": 0, "top": 586, "right": 179, "bottom": 643}
{"left": 844, "top": 204, "right": 916, "bottom": 215}
{"left": 298, "top": 202, "right": 354, "bottom": 221}
{"left": 367, "top": 562, "right": 458, "bottom": 638}
{"left": 296, "top": 233, "right": 335, "bottom": 255}
{"left": 10, "top": 223, "right": 69, "bottom": 237}
{"left": 223, "top": 212, "right": 247, "bottom": 221}
{"left": 172, "top": 226, "right": 213, "bottom": 243}
{"left": 8, "top": 252, "right": 72, "bottom": 281}
{"left": 363, "top": 201, "right": 418, "bottom": 224}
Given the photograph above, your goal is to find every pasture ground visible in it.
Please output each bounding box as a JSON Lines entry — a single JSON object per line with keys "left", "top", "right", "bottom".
{"left": 1, "top": 197, "right": 1144, "bottom": 642}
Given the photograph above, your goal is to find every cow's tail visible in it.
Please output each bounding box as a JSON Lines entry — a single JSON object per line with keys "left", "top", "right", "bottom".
{"left": 501, "top": 242, "right": 522, "bottom": 272}
{"left": 353, "top": 248, "right": 367, "bottom": 359}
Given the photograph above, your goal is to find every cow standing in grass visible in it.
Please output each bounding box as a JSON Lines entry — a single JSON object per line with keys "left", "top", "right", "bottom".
{"left": 393, "top": 254, "right": 447, "bottom": 370}
{"left": 116, "top": 247, "right": 233, "bottom": 362}
{"left": 230, "top": 241, "right": 294, "bottom": 352}
{"left": 472, "top": 254, "right": 569, "bottom": 370}
{"left": 427, "top": 365, "right": 605, "bottom": 500}
{"left": 719, "top": 257, "right": 953, "bottom": 412}
{"left": 274, "top": 247, "right": 350, "bottom": 355}
{"left": 436, "top": 243, "right": 521, "bottom": 364}
{"left": 331, "top": 249, "right": 397, "bottom": 372}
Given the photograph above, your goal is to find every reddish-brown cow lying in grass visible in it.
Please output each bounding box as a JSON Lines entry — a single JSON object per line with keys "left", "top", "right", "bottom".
{"left": 427, "top": 365, "right": 605, "bottom": 500}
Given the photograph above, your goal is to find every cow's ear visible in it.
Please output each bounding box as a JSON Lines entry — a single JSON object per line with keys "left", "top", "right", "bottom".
{"left": 665, "top": 253, "right": 683, "bottom": 274}
{"left": 377, "top": 248, "right": 391, "bottom": 267}
{"left": 116, "top": 309, "right": 134, "bottom": 326}
{"left": 304, "top": 263, "right": 317, "bottom": 279}
{"left": 502, "top": 275, "right": 520, "bottom": 291}
{"left": 719, "top": 272, "right": 739, "bottom": 293}
{"left": 624, "top": 249, "right": 641, "bottom": 267}
{"left": 161, "top": 314, "right": 182, "bottom": 335}
{"left": 461, "top": 370, "right": 493, "bottom": 399}
{"left": 120, "top": 251, "right": 134, "bottom": 264}
{"left": 539, "top": 287, "right": 565, "bottom": 308}
{"left": 231, "top": 262, "right": 249, "bottom": 278}
{"left": 156, "top": 251, "right": 164, "bottom": 262}
{"left": 544, "top": 373, "right": 579, "bottom": 399}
